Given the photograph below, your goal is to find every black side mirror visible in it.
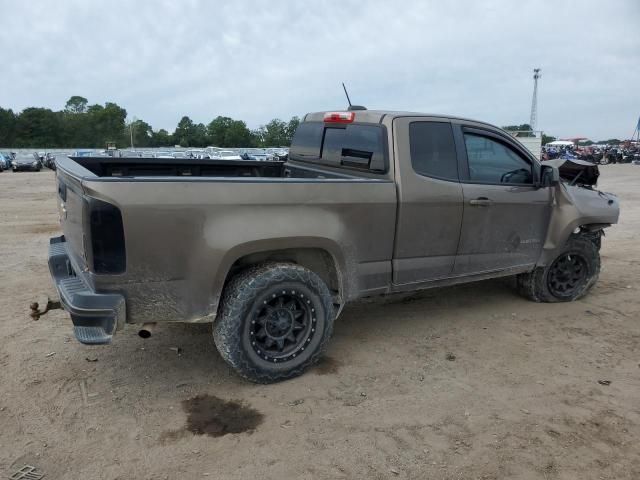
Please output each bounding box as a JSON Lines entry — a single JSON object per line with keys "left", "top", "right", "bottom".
{"left": 540, "top": 164, "right": 560, "bottom": 187}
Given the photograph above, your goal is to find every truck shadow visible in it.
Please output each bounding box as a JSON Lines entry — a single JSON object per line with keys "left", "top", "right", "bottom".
{"left": 104, "top": 277, "right": 517, "bottom": 377}
{"left": 58, "top": 277, "right": 527, "bottom": 403}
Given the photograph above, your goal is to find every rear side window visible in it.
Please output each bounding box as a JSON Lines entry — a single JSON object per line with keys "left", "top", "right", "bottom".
{"left": 409, "top": 122, "right": 458, "bottom": 181}
{"left": 290, "top": 122, "right": 323, "bottom": 160}
{"left": 290, "top": 122, "right": 386, "bottom": 172}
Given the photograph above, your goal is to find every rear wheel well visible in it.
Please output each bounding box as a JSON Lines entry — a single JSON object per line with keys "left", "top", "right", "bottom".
{"left": 224, "top": 248, "right": 342, "bottom": 305}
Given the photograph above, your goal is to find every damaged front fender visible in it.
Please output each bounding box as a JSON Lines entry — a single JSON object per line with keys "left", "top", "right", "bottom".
{"left": 539, "top": 180, "right": 619, "bottom": 265}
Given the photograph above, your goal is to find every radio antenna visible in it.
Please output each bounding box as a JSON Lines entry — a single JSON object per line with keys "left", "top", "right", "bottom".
{"left": 342, "top": 82, "right": 352, "bottom": 107}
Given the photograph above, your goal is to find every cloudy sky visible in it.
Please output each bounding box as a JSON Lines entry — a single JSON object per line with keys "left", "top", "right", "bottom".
{"left": 1, "top": 0, "right": 638, "bottom": 140}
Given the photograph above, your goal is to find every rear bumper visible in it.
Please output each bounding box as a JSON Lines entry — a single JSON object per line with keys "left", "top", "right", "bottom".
{"left": 48, "top": 235, "right": 125, "bottom": 344}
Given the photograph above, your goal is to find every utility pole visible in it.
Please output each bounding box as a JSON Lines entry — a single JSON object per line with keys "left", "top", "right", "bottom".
{"left": 129, "top": 116, "right": 137, "bottom": 150}
{"left": 529, "top": 68, "right": 541, "bottom": 131}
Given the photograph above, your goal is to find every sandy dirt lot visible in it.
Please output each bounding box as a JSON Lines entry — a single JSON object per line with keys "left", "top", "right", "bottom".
{"left": 0, "top": 166, "right": 639, "bottom": 480}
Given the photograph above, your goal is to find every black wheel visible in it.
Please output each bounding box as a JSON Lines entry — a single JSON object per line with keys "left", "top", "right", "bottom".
{"left": 213, "top": 263, "right": 334, "bottom": 383}
{"left": 517, "top": 236, "right": 600, "bottom": 302}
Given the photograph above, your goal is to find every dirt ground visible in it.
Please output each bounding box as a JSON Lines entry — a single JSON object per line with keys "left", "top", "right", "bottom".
{"left": 0, "top": 166, "right": 639, "bottom": 480}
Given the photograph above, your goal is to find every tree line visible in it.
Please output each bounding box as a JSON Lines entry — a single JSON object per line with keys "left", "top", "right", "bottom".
{"left": 0, "top": 96, "right": 300, "bottom": 148}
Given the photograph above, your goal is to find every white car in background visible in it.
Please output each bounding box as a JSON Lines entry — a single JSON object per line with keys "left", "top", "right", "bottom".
{"left": 210, "top": 150, "right": 242, "bottom": 160}
{"left": 184, "top": 149, "right": 207, "bottom": 159}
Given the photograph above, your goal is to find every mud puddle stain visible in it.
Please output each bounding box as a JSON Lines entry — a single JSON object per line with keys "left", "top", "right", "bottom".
{"left": 314, "top": 356, "right": 342, "bottom": 375}
{"left": 183, "top": 394, "right": 263, "bottom": 437}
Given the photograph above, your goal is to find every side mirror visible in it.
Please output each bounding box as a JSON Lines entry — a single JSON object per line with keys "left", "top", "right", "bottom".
{"left": 540, "top": 164, "right": 560, "bottom": 187}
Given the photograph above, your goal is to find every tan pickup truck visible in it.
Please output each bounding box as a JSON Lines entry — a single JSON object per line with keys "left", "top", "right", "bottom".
{"left": 48, "top": 109, "right": 619, "bottom": 382}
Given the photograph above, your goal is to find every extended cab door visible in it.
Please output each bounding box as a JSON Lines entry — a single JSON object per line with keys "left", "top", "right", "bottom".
{"left": 392, "top": 117, "right": 464, "bottom": 284}
{"left": 452, "top": 124, "right": 552, "bottom": 275}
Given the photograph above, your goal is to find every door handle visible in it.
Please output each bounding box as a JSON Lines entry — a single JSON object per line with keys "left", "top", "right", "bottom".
{"left": 469, "top": 197, "right": 493, "bottom": 207}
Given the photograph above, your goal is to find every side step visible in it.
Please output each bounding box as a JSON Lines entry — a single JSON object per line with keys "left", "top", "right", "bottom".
{"left": 73, "top": 326, "right": 113, "bottom": 345}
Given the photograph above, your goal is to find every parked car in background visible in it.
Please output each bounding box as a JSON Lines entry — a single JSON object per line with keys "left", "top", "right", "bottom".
{"left": 241, "top": 149, "right": 272, "bottom": 161}
{"left": 12, "top": 153, "right": 41, "bottom": 172}
{"left": 210, "top": 150, "right": 242, "bottom": 160}
{"left": 42, "top": 153, "right": 57, "bottom": 170}
{"left": 0, "top": 152, "right": 12, "bottom": 170}
{"left": 118, "top": 150, "right": 141, "bottom": 158}
{"left": 154, "top": 151, "right": 174, "bottom": 159}
{"left": 185, "top": 149, "right": 207, "bottom": 159}
{"left": 266, "top": 147, "right": 289, "bottom": 160}
{"left": 72, "top": 150, "right": 96, "bottom": 158}
{"left": 171, "top": 152, "right": 187, "bottom": 159}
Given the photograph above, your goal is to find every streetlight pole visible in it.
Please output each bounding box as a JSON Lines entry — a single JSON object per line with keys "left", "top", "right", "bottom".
{"left": 129, "top": 116, "right": 137, "bottom": 150}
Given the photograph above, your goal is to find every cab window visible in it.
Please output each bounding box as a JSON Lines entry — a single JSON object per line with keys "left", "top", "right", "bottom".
{"left": 409, "top": 121, "right": 458, "bottom": 181}
{"left": 463, "top": 134, "right": 533, "bottom": 184}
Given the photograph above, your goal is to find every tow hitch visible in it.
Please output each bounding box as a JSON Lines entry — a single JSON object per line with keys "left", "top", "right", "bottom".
{"left": 29, "top": 298, "right": 62, "bottom": 320}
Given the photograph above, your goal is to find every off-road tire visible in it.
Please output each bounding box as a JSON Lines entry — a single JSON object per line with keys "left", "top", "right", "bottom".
{"left": 578, "top": 230, "right": 602, "bottom": 250}
{"left": 213, "top": 262, "right": 335, "bottom": 383}
{"left": 517, "top": 236, "right": 600, "bottom": 303}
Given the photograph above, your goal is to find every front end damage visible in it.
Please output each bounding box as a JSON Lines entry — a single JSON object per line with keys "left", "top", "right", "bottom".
{"left": 539, "top": 159, "right": 619, "bottom": 264}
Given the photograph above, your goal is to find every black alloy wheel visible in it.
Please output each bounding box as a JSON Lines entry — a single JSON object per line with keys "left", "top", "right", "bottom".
{"left": 250, "top": 290, "right": 316, "bottom": 363}
{"left": 546, "top": 253, "right": 589, "bottom": 299}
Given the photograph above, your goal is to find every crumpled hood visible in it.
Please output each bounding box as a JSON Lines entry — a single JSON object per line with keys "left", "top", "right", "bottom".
{"left": 543, "top": 158, "right": 599, "bottom": 186}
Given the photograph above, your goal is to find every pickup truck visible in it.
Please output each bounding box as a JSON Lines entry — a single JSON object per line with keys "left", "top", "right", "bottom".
{"left": 48, "top": 109, "right": 620, "bottom": 383}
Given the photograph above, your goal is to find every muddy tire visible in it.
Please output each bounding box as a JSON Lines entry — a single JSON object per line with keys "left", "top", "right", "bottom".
{"left": 578, "top": 230, "right": 602, "bottom": 251}
{"left": 213, "top": 263, "right": 334, "bottom": 383}
{"left": 517, "top": 236, "right": 600, "bottom": 303}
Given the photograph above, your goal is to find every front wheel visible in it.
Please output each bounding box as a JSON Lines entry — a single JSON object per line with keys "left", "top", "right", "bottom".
{"left": 213, "top": 263, "right": 335, "bottom": 383}
{"left": 517, "top": 236, "right": 600, "bottom": 302}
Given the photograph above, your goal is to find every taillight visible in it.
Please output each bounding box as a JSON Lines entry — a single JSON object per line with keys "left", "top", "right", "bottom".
{"left": 323, "top": 111, "right": 355, "bottom": 124}
{"left": 89, "top": 199, "right": 126, "bottom": 274}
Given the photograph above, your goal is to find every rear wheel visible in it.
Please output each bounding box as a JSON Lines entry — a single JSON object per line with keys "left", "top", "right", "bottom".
{"left": 517, "top": 236, "right": 600, "bottom": 302}
{"left": 213, "top": 263, "right": 335, "bottom": 383}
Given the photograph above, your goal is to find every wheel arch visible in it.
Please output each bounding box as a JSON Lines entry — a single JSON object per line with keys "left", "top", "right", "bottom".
{"left": 212, "top": 238, "right": 349, "bottom": 317}
{"left": 539, "top": 221, "right": 611, "bottom": 265}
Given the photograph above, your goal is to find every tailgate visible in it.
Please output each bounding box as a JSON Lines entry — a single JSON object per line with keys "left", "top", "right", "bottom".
{"left": 56, "top": 167, "right": 87, "bottom": 269}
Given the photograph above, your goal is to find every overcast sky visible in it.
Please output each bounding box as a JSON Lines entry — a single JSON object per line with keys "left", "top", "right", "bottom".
{"left": 1, "top": 0, "right": 638, "bottom": 140}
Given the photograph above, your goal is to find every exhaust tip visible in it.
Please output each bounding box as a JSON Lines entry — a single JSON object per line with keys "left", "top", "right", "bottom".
{"left": 138, "top": 323, "right": 155, "bottom": 339}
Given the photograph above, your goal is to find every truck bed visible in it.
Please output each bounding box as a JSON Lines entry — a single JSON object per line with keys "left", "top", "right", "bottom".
{"left": 53, "top": 154, "right": 397, "bottom": 329}
{"left": 68, "top": 156, "right": 361, "bottom": 180}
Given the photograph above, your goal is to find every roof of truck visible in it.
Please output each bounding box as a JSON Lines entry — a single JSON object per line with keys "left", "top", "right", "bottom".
{"left": 304, "top": 110, "right": 499, "bottom": 130}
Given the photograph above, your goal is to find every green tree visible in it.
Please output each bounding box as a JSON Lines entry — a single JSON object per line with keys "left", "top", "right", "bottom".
{"left": 65, "top": 96, "right": 88, "bottom": 114}
{"left": 151, "top": 128, "right": 173, "bottom": 147}
{"left": 207, "top": 116, "right": 234, "bottom": 146}
{"left": 174, "top": 116, "right": 196, "bottom": 147}
{"left": 502, "top": 123, "right": 532, "bottom": 132}
{"left": 129, "top": 119, "right": 153, "bottom": 148}
{"left": 542, "top": 134, "right": 556, "bottom": 145}
{"left": 84, "top": 102, "right": 127, "bottom": 147}
{"left": 206, "top": 116, "right": 255, "bottom": 147}
{"left": 191, "top": 123, "right": 209, "bottom": 147}
{"left": 224, "top": 120, "right": 254, "bottom": 147}
{"left": 0, "top": 107, "right": 17, "bottom": 146}
{"left": 14, "top": 107, "right": 61, "bottom": 147}
{"left": 258, "top": 118, "right": 288, "bottom": 147}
